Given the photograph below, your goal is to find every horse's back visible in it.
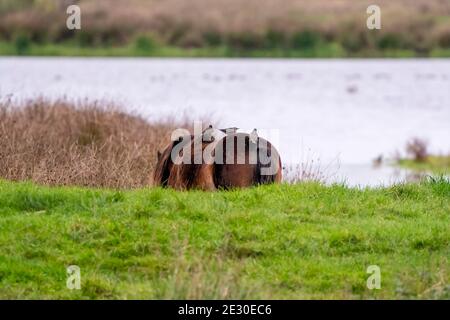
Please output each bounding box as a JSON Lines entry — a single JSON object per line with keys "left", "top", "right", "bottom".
{"left": 153, "top": 131, "right": 282, "bottom": 190}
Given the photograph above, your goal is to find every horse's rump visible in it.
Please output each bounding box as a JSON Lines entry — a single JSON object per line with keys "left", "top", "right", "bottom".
{"left": 213, "top": 133, "right": 282, "bottom": 189}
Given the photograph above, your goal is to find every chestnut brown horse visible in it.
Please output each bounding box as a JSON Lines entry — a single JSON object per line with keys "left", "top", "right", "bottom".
{"left": 153, "top": 129, "right": 282, "bottom": 190}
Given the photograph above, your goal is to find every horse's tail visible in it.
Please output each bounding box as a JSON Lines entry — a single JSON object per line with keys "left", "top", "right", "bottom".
{"left": 255, "top": 138, "right": 282, "bottom": 185}
{"left": 153, "top": 141, "right": 175, "bottom": 186}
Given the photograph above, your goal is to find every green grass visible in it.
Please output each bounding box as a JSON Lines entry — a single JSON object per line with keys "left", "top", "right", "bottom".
{"left": 0, "top": 178, "right": 449, "bottom": 299}
{"left": 398, "top": 156, "right": 450, "bottom": 175}
{"left": 1, "top": 40, "right": 448, "bottom": 58}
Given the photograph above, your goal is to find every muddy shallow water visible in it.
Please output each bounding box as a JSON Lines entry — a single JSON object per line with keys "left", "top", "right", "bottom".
{"left": 1, "top": 57, "right": 449, "bottom": 186}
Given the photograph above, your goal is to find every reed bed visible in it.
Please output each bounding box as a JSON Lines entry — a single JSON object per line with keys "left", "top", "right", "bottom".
{"left": 0, "top": 98, "right": 188, "bottom": 188}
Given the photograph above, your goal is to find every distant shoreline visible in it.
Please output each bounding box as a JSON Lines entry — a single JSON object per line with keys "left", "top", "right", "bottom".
{"left": 2, "top": 41, "right": 450, "bottom": 58}
{"left": 2, "top": 0, "right": 450, "bottom": 59}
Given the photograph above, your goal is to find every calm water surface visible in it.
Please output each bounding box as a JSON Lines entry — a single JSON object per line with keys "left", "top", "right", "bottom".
{"left": 1, "top": 57, "right": 449, "bottom": 186}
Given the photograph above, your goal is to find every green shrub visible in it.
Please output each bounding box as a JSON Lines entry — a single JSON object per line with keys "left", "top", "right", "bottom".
{"left": 264, "top": 30, "right": 286, "bottom": 49}
{"left": 14, "top": 33, "right": 30, "bottom": 55}
{"left": 227, "top": 33, "right": 263, "bottom": 51}
{"left": 377, "top": 33, "right": 403, "bottom": 49}
{"left": 340, "top": 31, "right": 369, "bottom": 53}
{"left": 291, "top": 30, "right": 321, "bottom": 50}
{"left": 134, "top": 35, "right": 156, "bottom": 53}
{"left": 203, "top": 31, "right": 222, "bottom": 47}
{"left": 76, "top": 31, "right": 95, "bottom": 47}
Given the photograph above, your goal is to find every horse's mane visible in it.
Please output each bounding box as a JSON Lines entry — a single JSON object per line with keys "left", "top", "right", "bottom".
{"left": 177, "top": 135, "right": 212, "bottom": 189}
{"left": 155, "top": 135, "right": 212, "bottom": 189}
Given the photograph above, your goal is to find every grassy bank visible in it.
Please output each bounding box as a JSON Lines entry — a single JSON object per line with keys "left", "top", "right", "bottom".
{"left": 395, "top": 138, "right": 450, "bottom": 175}
{"left": 0, "top": 178, "right": 449, "bottom": 299}
{"left": 398, "top": 156, "right": 450, "bottom": 175}
{"left": 1, "top": 0, "right": 450, "bottom": 58}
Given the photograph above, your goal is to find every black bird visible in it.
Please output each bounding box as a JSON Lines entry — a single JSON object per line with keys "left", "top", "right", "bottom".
{"left": 220, "top": 127, "right": 239, "bottom": 134}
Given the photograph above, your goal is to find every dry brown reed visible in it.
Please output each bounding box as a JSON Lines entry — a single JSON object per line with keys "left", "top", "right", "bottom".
{"left": 0, "top": 98, "right": 190, "bottom": 188}
{"left": 406, "top": 137, "right": 429, "bottom": 162}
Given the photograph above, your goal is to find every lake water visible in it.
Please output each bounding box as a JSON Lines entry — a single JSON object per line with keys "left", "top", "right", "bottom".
{"left": 1, "top": 57, "right": 449, "bottom": 186}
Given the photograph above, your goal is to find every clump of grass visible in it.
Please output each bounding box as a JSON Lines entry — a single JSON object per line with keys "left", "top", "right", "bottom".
{"left": 154, "top": 240, "right": 263, "bottom": 299}
{"left": 0, "top": 98, "right": 190, "bottom": 188}
{"left": 283, "top": 163, "right": 326, "bottom": 184}
{"left": 283, "top": 155, "right": 338, "bottom": 184}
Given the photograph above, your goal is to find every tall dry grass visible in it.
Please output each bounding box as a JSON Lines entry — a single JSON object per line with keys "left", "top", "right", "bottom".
{"left": 0, "top": 98, "right": 188, "bottom": 188}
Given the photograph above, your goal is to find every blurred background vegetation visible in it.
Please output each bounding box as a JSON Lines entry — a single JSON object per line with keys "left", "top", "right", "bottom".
{"left": 1, "top": 0, "right": 450, "bottom": 57}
